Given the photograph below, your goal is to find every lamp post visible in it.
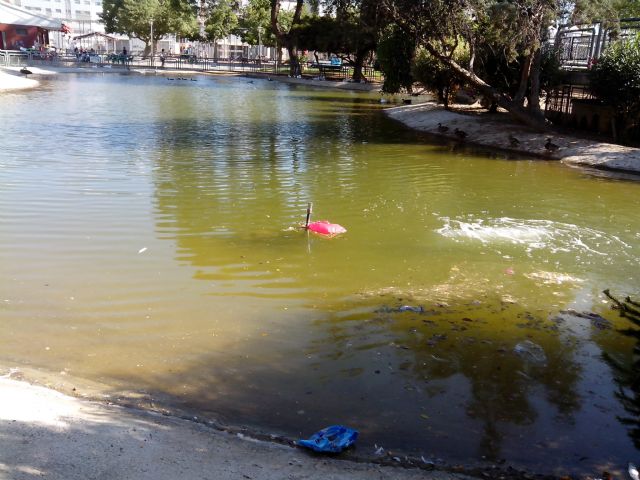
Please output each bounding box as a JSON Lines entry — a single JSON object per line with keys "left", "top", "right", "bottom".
{"left": 150, "top": 19, "right": 154, "bottom": 66}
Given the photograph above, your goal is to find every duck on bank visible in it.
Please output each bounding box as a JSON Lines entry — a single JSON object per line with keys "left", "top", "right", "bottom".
{"left": 385, "top": 102, "right": 640, "bottom": 175}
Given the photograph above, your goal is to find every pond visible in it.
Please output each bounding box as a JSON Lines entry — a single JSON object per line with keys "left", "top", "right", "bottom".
{"left": 1, "top": 72, "right": 639, "bottom": 476}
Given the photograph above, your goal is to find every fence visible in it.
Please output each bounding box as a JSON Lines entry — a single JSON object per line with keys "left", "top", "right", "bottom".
{"left": 0, "top": 50, "right": 29, "bottom": 67}
{"left": 0, "top": 49, "right": 382, "bottom": 83}
{"left": 556, "top": 18, "right": 640, "bottom": 70}
{"left": 545, "top": 85, "right": 593, "bottom": 116}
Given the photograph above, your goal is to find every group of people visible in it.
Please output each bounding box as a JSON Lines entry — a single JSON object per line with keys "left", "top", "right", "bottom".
{"left": 68, "top": 44, "right": 169, "bottom": 67}
{"left": 73, "top": 47, "right": 97, "bottom": 62}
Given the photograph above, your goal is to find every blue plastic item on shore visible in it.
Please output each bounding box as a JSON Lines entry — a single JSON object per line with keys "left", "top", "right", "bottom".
{"left": 298, "top": 425, "right": 358, "bottom": 453}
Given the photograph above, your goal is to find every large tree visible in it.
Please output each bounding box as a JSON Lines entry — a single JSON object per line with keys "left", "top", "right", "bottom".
{"left": 317, "top": 0, "right": 386, "bottom": 82}
{"left": 380, "top": 0, "right": 563, "bottom": 128}
{"left": 238, "top": 0, "right": 278, "bottom": 52}
{"left": 101, "top": 0, "right": 198, "bottom": 56}
{"left": 270, "top": 0, "right": 306, "bottom": 76}
{"left": 201, "top": 0, "right": 239, "bottom": 51}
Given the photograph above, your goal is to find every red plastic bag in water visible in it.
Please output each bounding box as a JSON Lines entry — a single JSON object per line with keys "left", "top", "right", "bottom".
{"left": 307, "top": 221, "right": 347, "bottom": 236}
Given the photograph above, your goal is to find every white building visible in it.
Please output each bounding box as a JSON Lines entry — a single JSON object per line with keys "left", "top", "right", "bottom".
{"left": 3, "top": 0, "right": 279, "bottom": 59}
{"left": 4, "top": 0, "right": 103, "bottom": 35}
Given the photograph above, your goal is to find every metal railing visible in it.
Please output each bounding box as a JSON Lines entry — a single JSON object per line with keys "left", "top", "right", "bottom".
{"left": 0, "top": 50, "right": 29, "bottom": 67}
{"left": 1, "top": 49, "right": 382, "bottom": 82}
{"left": 555, "top": 18, "right": 640, "bottom": 70}
{"left": 545, "top": 85, "right": 594, "bottom": 115}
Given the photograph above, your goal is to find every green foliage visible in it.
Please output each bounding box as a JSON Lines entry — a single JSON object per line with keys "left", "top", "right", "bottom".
{"left": 591, "top": 33, "right": 640, "bottom": 138}
{"left": 377, "top": 25, "right": 415, "bottom": 93}
{"left": 238, "top": 0, "right": 276, "bottom": 46}
{"left": 204, "top": 0, "right": 238, "bottom": 42}
{"left": 539, "top": 45, "right": 563, "bottom": 93}
{"left": 295, "top": 16, "right": 345, "bottom": 53}
{"left": 570, "top": 0, "right": 640, "bottom": 26}
{"left": 101, "top": 0, "right": 197, "bottom": 44}
{"left": 412, "top": 45, "right": 469, "bottom": 105}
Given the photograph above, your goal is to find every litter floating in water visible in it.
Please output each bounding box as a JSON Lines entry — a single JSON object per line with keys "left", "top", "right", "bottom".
{"left": 307, "top": 220, "right": 347, "bottom": 236}
{"left": 513, "top": 340, "right": 547, "bottom": 364}
{"left": 629, "top": 463, "right": 639, "bottom": 480}
{"left": 303, "top": 202, "right": 346, "bottom": 236}
{"left": 398, "top": 305, "right": 424, "bottom": 313}
{"left": 297, "top": 425, "right": 358, "bottom": 453}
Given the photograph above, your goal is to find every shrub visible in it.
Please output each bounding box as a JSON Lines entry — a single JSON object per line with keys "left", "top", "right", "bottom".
{"left": 376, "top": 26, "right": 416, "bottom": 93}
{"left": 412, "top": 45, "right": 469, "bottom": 108}
{"left": 591, "top": 33, "right": 640, "bottom": 142}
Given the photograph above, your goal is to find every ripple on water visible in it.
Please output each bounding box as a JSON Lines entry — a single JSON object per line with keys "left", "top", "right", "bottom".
{"left": 436, "top": 216, "right": 637, "bottom": 265}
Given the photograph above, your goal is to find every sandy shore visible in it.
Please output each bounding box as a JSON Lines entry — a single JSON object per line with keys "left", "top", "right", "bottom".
{"left": 0, "top": 375, "right": 477, "bottom": 480}
{"left": 0, "top": 69, "right": 39, "bottom": 91}
{"left": 385, "top": 102, "right": 640, "bottom": 175}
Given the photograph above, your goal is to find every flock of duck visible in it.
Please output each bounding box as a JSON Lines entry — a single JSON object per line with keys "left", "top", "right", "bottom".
{"left": 436, "top": 122, "right": 561, "bottom": 153}
{"left": 167, "top": 77, "right": 197, "bottom": 81}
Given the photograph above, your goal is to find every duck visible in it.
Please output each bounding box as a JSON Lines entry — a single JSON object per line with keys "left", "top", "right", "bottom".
{"left": 544, "top": 137, "right": 559, "bottom": 152}
{"left": 509, "top": 134, "right": 520, "bottom": 147}
{"left": 190, "top": 78, "right": 197, "bottom": 81}
{"left": 454, "top": 128, "right": 468, "bottom": 140}
{"left": 437, "top": 123, "right": 449, "bottom": 133}
{"left": 19, "top": 67, "right": 32, "bottom": 77}
{"left": 167, "top": 78, "right": 175, "bottom": 80}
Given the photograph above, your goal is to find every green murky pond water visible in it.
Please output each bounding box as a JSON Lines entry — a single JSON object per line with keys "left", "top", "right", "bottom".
{"left": 1, "top": 73, "right": 639, "bottom": 475}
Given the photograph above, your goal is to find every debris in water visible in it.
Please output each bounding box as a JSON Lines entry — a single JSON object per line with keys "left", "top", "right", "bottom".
{"left": 297, "top": 425, "right": 358, "bottom": 453}
{"left": 398, "top": 305, "right": 424, "bottom": 313}
{"left": 430, "top": 354, "right": 449, "bottom": 363}
{"left": 138, "top": 247, "right": 148, "bottom": 254}
{"left": 629, "top": 463, "right": 639, "bottom": 480}
{"left": 513, "top": 340, "right": 547, "bottom": 364}
{"left": 561, "top": 310, "right": 613, "bottom": 330}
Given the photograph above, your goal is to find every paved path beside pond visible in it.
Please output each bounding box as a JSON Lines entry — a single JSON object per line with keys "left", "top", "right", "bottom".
{"left": 0, "top": 376, "right": 474, "bottom": 480}
{"left": 386, "top": 102, "right": 640, "bottom": 175}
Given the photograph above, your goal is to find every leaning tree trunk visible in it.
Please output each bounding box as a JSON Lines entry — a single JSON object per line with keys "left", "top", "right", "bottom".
{"left": 424, "top": 43, "right": 546, "bottom": 131}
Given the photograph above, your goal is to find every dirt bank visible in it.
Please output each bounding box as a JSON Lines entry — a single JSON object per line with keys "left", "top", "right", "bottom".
{"left": 385, "top": 102, "right": 640, "bottom": 175}
{"left": 0, "top": 374, "right": 479, "bottom": 480}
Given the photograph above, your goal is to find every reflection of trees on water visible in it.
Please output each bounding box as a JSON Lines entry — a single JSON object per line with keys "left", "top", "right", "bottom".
{"left": 147, "top": 87, "right": 453, "bottom": 293}
{"left": 603, "top": 290, "right": 640, "bottom": 449}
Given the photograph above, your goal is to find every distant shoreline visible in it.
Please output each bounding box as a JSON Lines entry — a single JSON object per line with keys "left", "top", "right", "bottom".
{"left": 0, "top": 64, "right": 381, "bottom": 93}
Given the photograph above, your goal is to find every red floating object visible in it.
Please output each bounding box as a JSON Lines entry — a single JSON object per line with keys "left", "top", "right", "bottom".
{"left": 307, "top": 220, "right": 347, "bottom": 236}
